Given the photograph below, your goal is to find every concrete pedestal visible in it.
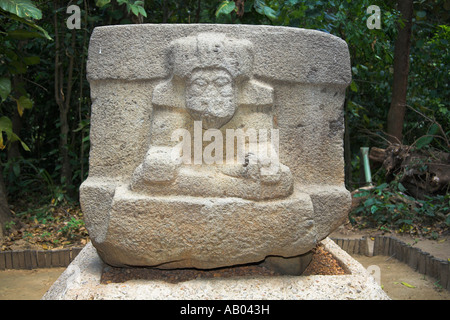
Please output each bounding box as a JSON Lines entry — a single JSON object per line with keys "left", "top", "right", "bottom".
{"left": 42, "top": 238, "right": 389, "bottom": 300}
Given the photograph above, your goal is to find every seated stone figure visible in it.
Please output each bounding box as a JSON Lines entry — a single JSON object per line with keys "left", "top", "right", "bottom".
{"left": 80, "top": 25, "right": 352, "bottom": 271}
{"left": 130, "top": 33, "right": 293, "bottom": 201}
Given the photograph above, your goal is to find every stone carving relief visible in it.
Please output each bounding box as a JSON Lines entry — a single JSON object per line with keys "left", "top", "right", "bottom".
{"left": 130, "top": 33, "right": 293, "bottom": 201}
{"left": 80, "top": 25, "right": 352, "bottom": 270}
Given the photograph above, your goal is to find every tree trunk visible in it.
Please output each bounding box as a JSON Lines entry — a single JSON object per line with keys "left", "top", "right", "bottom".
{"left": 0, "top": 166, "right": 11, "bottom": 240}
{"left": 162, "top": 0, "right": 168, "bottom": 23}
{"left": 54, "top": 0, "right": 74, "bottom": 189}
{"left": 7, "top": 74, "right": 24, "bottom": 163}
{"left": 386, "top": 0, "right": 414, "bottom": 144}
{"left": 195, "top": 0, "right": 201, "bottom": 22}
{"left": 78, "top": 0, "right": 89, "bottom": 183}
{"left": 7, "top": 106, "right": 22, "bottom": 161}
{"left": 60, "top": 108, "right": 72, "bottom": 185}
{"left": 343, "top": 98, "right": 352, "bottom": 189}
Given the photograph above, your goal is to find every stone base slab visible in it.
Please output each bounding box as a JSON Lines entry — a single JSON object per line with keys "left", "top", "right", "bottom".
{"left": 94, "top": 185, "right": 316, "bottom": 269}
{"left": 42, "top": 238, "right": 390, "bottom": 300}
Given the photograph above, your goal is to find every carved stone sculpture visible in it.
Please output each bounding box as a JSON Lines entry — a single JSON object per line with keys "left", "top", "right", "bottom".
{"left": 130, "top": 33, "right": 292, "bottom": 201}
{"left": 80, "top": 25, "right": 352, "bottom": 270}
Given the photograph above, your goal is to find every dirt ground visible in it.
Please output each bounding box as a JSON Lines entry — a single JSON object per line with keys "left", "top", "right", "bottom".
{"left": 353, "top": 255, "right": 450, "bottom": 300}
{"left": 0, "top": 268, "right": 65, "bottom": 300}
{"left": 1, "top": 255, "right": 449, "bottom": 300}
{"left": 330, "top": 224, "right": 450, "bottom": 300}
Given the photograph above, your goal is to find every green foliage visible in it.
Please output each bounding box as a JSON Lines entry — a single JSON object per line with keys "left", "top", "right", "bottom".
{"left": 0, "top": 116, "right": 29, "bottom": 151}
{"left": 4, "top": 220, "right": 15, "bottom": 230}
{"left": 0, "top": 0, "right": 448, "bottom": 242}
{"left": 0, "top": 0, "right": 42, "bottom": 20}
{"left": 415, "top": 123, "right": 440, "bottom": 150}
{"left": 253, "top": 0, "right": 277, "bottom": 20}
{"left": 95, "top": 0, "right": 111, "bottom": 7}
{"left": 213, "top": 0, "right": 404, "bottom": 186}
{"left": 408, "top": 22, "right": 450, "bottom": 147}
{"left": 95, "top": 0, "right": 147, "bottom": 19}
{"left": 0, "top": 77, "right": 11, "bottom": 101}
{"left": 216, "top": 1, "right": 236, "bottom": 17}
{"left": 7, "top": 200, "right": 88, "bottom": 248}
{"left": 2, "top": 156, "right": 66, "bottom": 204}
{"left": 350, "top": 181, "right": 450, "bottom": 235}
{"left": 0, "top": 0, "right": 51, "bottom": 40}
{"left": 0, "top": 0, "right": 49, "bottom": 156}
{"left": 117, "top": 0, "right": 147, "bottom": 17}
{"left": 58, "top": 216, "right": 85, "bottom": 239}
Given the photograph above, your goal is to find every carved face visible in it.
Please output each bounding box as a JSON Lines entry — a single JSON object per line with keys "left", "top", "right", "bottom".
{"left": 186, "top": 68, "right": 236, "bottom": 129}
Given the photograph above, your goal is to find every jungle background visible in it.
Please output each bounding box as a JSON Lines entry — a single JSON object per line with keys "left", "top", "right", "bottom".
{"left": 0, "top": 0, "right": 449, "bottom": 250}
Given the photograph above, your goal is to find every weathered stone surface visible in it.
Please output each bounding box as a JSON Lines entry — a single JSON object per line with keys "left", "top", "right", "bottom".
{"left": 86, "top": 25, "right": 351, "bottom": 85}
{"left": 81, "top": 24, "right": 352, "bottom": 269}
{"left": 42, "top": 239, "right": 390, "bottom": 300}
{"left": 263, "top": 252, "right": 313, "bottom": 276}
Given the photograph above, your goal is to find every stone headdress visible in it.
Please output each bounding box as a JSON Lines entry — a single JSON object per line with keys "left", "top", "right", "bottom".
{"left": 169, "top": 33, "right": 253, "bottom": 81}
{"left": 152, "top": 33, "right": 273, "bottom": 110}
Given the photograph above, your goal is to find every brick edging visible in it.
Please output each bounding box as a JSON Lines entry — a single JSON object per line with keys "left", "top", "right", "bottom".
{"left": 0, "top": 247, "right": 83, "bottom": 270}
{"left": 330, "top": 237, "right": 370, "bottom": 256}
{"left": 332, "top": 236, "right": 450, "bottom": 291}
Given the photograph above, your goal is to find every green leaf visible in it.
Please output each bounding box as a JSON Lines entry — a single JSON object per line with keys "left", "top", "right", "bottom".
{"left": 362, "top": 114, "right": 370, "bottom": 125}
{"left": 416, "top": 11, "right": 426, "bottom": 18}
{"left": 254, "top": 0, "right": 264, "bottom": 14}
{"left": 350, "top": 80, "right": 358, "bottom": 92}
{"left": 7, "top": 29, "right": 44, "bottom": 39}
{"left": 375, "top": 183, "right": 388, "bottom": 191}
{"left": 401, "top": 282, "right": 416, "bottom": 288}
{"left": 12, "top": 162, "right": 20, "bottom": 177}
{"left": 353, "top": 190, "right": 370, "bottom": 198}
{"left": 263, "top": 6, "right": 277, "bottom": 20}
{"left": 364, "top": 197, "right": 376, "bottom": 207}
{"left": 20, "top": 140, "right": 30, "bottom": 151}
{"left": 23, "top": 56, "right": 40, "bottom": 65}
{"left": 216, "top": 1, "right": 236, "bottom": 17}
{"left": 0, "top": 116, "right": 13, "bottom": 136}
{"left": 0, "top": 116, "right": 15, "bottom": 150}
{"left": 7, "top": 131, "right": 29, "bottom": 151}
{"left": 428, "top": 123, "right": 440, "bottom": 135}
{"left": 137, "top": 5, "right": 147, "bottom": 17}
{"left": 0, "top": 0, "right": 42, "bottom": 19}
{"left": 16, "top": 95, "right": 33, "bottom": 116}
{"left": 0, "top": 78, "right": 12, "bottom": 101}
{"left": 398, "top": 183, "right": 407, "bottom": 192}
{"left": 95, "top": 0, "right": 111, "bottom": 8}
{"left": 9, "top": 59, "right": 27, "bottom": 74}
{"left": 130, "top": 4, "right": 139, "bottom": 16}
{"left": 6, "top": 13, "right": 52, "bottom": 40}
{"left": 416, "top": 124, "right": 440, "bottom": 149}
{"left": 73, "top": 120, "right": 90, "bottom": 132}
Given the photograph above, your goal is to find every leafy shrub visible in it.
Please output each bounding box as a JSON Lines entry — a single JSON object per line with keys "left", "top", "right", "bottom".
{"left": 350, "top": 181, "right": 450, "bottom": 236}
{"left": 58, "top": 216, "right": 85, "bottom": 239}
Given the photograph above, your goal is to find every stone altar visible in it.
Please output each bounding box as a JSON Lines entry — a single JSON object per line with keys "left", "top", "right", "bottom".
{"left": 80, "top": 24, "right": 352, "bottom": 270}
